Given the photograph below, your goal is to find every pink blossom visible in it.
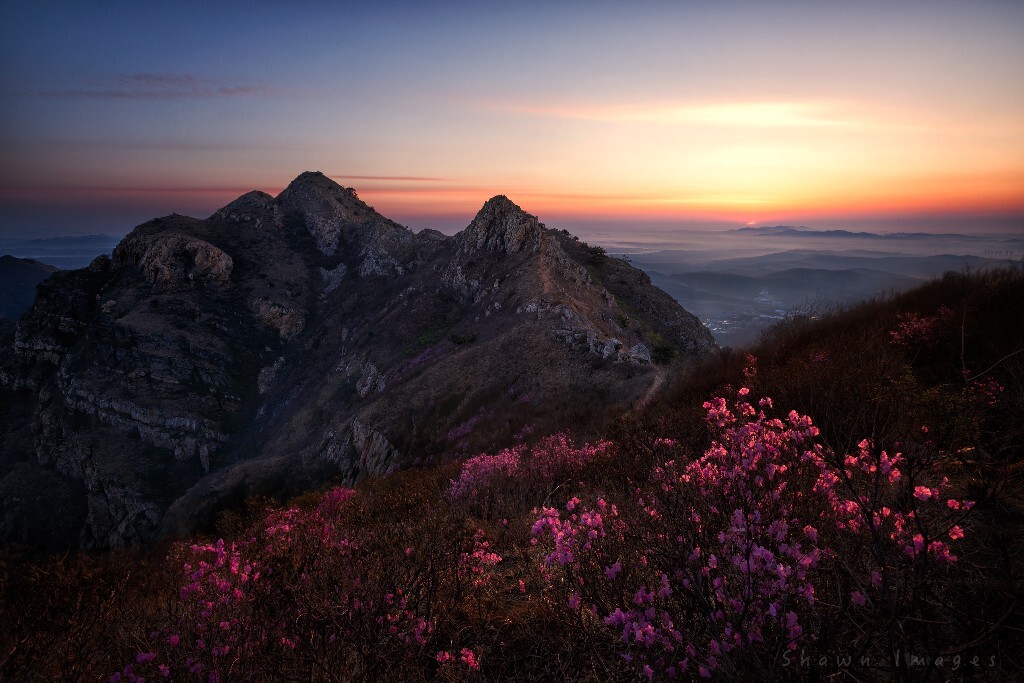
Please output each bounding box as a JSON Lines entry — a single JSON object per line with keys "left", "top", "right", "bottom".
{"left": 914, "top": 486, "right": 935, "bottom": 502}
{"left": 460, "top": 648, "right": 480, "bottom": 671}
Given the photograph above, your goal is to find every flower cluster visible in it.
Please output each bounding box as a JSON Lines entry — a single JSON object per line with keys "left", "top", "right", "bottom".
{"left": 447, "top": 410, "right": 485, "bottom": 444}
{"left": 448, "top": 434, "right": 613, "bottom": 519}
{"left": 968, "top": 374, "right": 1005, "bottom": 408}
{"left": 436, "top": 647, "right": 481, "bottom": 671}
{"left": 529, "top": 434, "right": 613, "bottom": 480}
{"left": 530, "top": 497, "right": 617, "bottom": 579}
{"left": 115, "top": 486, "right": 464, "bottom": 681}
{"left": 449, "top": 446, "right": 524, "bottom": 501}
{"left": 889, "top": 305, "right": 954, "bottom": 347}
{"left": 458, "top": 529, "right": 502, "bottom": 589}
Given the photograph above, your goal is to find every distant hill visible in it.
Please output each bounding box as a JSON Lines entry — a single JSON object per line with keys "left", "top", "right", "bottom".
{"left": 0, "top": 255, "right": 58, "bottom": 320}
{"left": 667, "top": 250, "right": 1013, "bottom": 278}
{"left": 670, "top": 267, "right": 919, "bottom": 303}
{"left": 638, "top": 266, "right": 922, "bottom": 346}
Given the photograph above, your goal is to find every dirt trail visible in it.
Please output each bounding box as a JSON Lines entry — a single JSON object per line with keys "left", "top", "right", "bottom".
{"left": 538, "top": 232, "right": 554, "bottom": 296}
{"left": 628, "top": 366, "right": 667, "bottom": 416}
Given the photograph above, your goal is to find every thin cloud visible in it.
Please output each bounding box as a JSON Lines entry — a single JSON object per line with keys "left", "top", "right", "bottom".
{"left": 31, "top": 73, "right": 269, "bottom": 99}
{"left": 0, "top": 185, "right": 261, "bottom": 200}
{"left": 493, "top": 99, "right": 869, "bottom": 129}
{"left": 330, "top": 174, "right": 455, "bottom": 183}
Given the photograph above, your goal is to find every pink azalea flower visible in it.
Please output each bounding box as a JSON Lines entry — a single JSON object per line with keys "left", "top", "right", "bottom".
{"left": 460, "top": 648, "right": 480, "bottom": 670}
{"left": 913, "top": 486, "right": 935, "bottom": 502}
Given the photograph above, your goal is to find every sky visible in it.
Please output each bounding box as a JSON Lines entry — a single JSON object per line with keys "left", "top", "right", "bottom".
{"left": 1, "top": 0, "right": 1023, "bottom": 238}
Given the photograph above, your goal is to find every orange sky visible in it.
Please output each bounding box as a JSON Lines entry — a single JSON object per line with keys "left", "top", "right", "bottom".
{"left": 1, "top": 1, "right": 1022, "bottom": 235}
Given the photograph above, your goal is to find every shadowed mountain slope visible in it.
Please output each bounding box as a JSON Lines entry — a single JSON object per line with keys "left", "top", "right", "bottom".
{"left": 0, "top": 256, "right": 59, "bottom": 320}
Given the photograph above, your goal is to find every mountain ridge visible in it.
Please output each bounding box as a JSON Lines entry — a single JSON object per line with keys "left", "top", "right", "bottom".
{"left": 0, "top": 172, "right": 715, "bottom": 549}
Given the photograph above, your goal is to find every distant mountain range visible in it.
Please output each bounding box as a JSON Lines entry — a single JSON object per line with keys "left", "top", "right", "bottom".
{"left": 672, "top": 249, "right": 1013, "bottom": 278}
{"left": 0, "top": 234, "right": 122, "bottom": 269}
{"left": 731, "top": 225, "right": 985, "bottom": 240}
{"left": 0, "top": 172, "right": 715, "bottom": 550}
{"left": 622, "top": 244, "right": 1018, "bottom": 345}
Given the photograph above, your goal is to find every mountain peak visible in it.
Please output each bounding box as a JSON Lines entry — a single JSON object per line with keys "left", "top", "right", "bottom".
{"left": 275, "top": 172, "right": 382, "bottom": 255}
{"left": 285, "top": 170, "right": 343, "bottom": 190}
{"left": 211, "top": 190, "right": 275, "bottom": 222}
{"left": 460, "top": 195, "right": 542, "bottom": 254}
{"left": 277, "top": 171, "right": 360, "bottom": 200}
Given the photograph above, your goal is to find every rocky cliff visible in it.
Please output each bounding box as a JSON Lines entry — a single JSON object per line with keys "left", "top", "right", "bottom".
{"left": 0, "top": 172, "right": 715, "bottom": 549}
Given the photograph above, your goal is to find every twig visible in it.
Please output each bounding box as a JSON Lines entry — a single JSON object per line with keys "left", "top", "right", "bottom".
{"left": 965, "top": 348, "right": 1024, "bottom": 383}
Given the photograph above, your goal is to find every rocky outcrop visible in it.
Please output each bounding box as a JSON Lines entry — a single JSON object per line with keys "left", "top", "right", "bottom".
{"left": 0, "top": 171, "right": 716, "bottom": 550}
{"left": 349, "top": 419, "right": 401, "bottom": 477}
{"left": 457, "top": 195, "right": 543, "bottom": 255}
{"left": 318, "top": 263, "right": 347, "bottom": 297}
{"left": 58, "top": 372, "right": 227, "bottom": 468}
{"left": 114, "top": 232, "right": 233, "bottom": 289}
{"left": 250, "top": 299, "right": 305, "bottom": 339}
{"left": 80, "top": 482, "right": 162, "bottom": 548}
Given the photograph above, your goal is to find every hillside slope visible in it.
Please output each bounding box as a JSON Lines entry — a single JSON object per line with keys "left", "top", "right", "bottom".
{"left": 1, "top": 267, "right": 1019, "bottom": 681}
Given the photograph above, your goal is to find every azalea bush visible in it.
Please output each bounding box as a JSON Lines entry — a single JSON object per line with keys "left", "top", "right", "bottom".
{"left": 531, "top": 387, "right": 974, "bottom": 680}
{"left": 113, "top": 476, "right": 491, "bottom": 682}
{"left": 448, "top": 434, "right": 614, "bottom": 521}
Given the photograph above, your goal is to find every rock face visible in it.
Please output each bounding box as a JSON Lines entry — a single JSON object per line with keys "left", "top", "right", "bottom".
{"left": 114, "top": 233, "right": 234, "bottom": 289}
{"left": 0, "top": 171, "right": 716, "bottom": 550}
{"left": 458, "top": 195, "right": 542, "bottom": 254}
